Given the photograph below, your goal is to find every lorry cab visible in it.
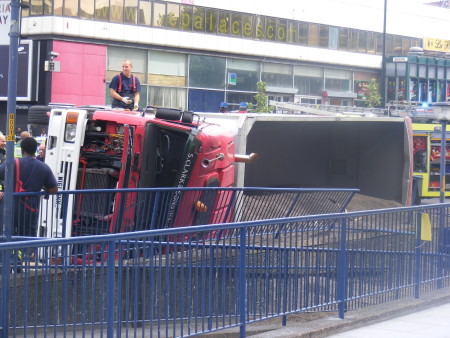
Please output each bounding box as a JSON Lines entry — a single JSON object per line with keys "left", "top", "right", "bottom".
{"left": 41, "top": 107, "right": 237, "bottom": 239}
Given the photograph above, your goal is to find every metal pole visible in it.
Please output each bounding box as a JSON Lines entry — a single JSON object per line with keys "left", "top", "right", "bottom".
{"left": 381, "top": 0, "right": 387, "bottom": 109}
{"left": 2, "top": 0, "right": 21, "bottom": 241}
{"left": 440, "top": 120, "right": 446, "bottom": 203}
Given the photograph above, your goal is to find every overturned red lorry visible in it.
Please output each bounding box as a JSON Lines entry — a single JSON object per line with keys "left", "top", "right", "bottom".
{"left": 39, "top": 106, "right": 255, "bottom": 239}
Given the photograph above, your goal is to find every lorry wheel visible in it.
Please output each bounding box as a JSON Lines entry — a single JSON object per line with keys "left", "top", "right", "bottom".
{"left": 27, "top": 105, "right": 52, "bottom": 125}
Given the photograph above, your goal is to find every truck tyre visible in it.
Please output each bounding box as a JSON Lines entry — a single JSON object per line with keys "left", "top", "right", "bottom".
{"left": 27, "top": 105, "right": 52, "bottom": 125}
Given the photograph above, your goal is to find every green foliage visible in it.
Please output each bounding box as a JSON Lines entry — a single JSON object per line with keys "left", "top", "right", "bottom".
{"left": 366, "top": 78, "right": 381, "bottom": 108}
{"left": 254, "top": 81, "right": 272, "bottom": 113}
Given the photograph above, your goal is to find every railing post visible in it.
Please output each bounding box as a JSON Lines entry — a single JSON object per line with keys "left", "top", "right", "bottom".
{"left": 239, "top": 226, "right": 247, "bottom": 338}
{"left": 337, "top": 217, "right": 347, "bottom": 319}
{"left": 0, "top": 247, "right": 11, "bottom": 338}
{"left": 106, "top": 240, "right": 116, "bottom": 337}
{"left": 414, "top": 210, "right": 423, "bottom": 299}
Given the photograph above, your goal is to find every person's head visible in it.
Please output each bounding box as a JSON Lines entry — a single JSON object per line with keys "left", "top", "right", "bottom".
{"left": 122, "top": 59, "right": 133, "bottom": 77}
{"left": 0, "top": 134, "right": 6, "bottom": 150}
{"left": 41, "top": 128, "right": 46, "bottom": 134}
{"left": 21, "top": 137, "right": 38, "bottom": 156}
{"left": 20, "top": 131, "right": 31, "bottom": 140}
{"left": 38, "top": 143, "right": 46, "bottom": 158}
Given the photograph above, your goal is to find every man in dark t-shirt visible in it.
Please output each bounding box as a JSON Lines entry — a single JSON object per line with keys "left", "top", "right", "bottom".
{"left": 0, "top": 137, "right": 58, "bottom": 237}
{"left": 109, "top": 59, "right": 142, "bottom": 110}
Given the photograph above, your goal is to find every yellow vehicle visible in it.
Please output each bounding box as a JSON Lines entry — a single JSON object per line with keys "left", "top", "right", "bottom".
{"left": 413, "top": 123, "right": 450, "bottom": 202}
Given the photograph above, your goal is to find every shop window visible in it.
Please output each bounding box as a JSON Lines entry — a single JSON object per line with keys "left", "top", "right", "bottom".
{"left": 319, "top": 25, "right": 329, "bottom": 48}
{"left": 95, "top": 0, "right": 109, "bottom": 21}
{"left": 338, "top": 28, "right": 349, "bottom": 51}
{"left": 386, "top": 63, "right": 395, "bottom": 76}
{"left": 80, "top": 0, "right": 95, "bottom": 19}
{"left": 205, "top": 8, "right": 218, "bottom": 33}
{"left": 324, "top": 69, "right": 351, "bottom": 92}
{"left": 409, "top": 64, "right": 417, "bottom": 77}
{"left": 148, "top": 87, "right": 187, "bottom": 110}
{"left": 398, "top": 77, "right": 406, "bottom": 101}
{"left": 308, "top": 24, "right": 319, "bottom": 47}
{"left": 447, "top": 68, "right": 450, "bottom": 80}
{"left": 64, "top": 0, "right": 78, "bottom": 17}
{"left": 409, "top": 79, "right": 418, "bottom": 101}
{"left": 124, "top": 0, "right": 138, "bottom": 24}
{"left": 419, "top": 65, "right": 427, "bottom": 78}
{"left": 106, "top": 47, "right": 147, "bottom": 83}
{"left": 227, "top": 59, "right": 259, "bottom": 91}
{"left": 166, "top": 3, "right": 180, "bottom": 29}
{"left": 294, "top": 65, "right": 323, "bottom": 96}
{"left": 110, "top": 0, "right": 123, "bottom": 23}
{"left": 148, "top": 51, "right": 186, "bottom": 87}
{"left": 298, "top": 23, "right": 308, "bottom": 46}
{"left": 428, "top": 66, "right": 436, "bottom": 79}
{"left": 262, "top": 63, "right": 292, "bottom": 88}
{"left": 189, "top": 55, "right": 225, "bottom": 89}
{"left": 138, "top": 0, "right": 152, "bottom": 26}
{"left": 188, "top": 89, "right": 225, "bottom": 112}
{"left": 419, "top": 80, "right": 428, "bottom": 102}
{"left": 226, "top": 92, "right": 257, "bottom": 110}
{"left": 153, "top": 2, "right": 166, "bottom": 27}
{"left": 437, "top": 67, "right": 445, "bottom": 80}
{"left": 387, "top": 77, "right": 396, "bottom": 102}
{"left": 218, "top": 11, "right": 230, "bottom": 35}
{"left": 396, "top": 63, "right": 406, "bottom": 76}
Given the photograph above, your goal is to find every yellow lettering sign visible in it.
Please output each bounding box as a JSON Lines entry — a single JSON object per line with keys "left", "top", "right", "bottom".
{"left": 219, "top": 18, "right": 228, "bottom": 34}
{"left": 266, "top": 25, "right": 274, "bottom": 39}
{"left": 277, "top": 27, "right": 285, "bottom": 41}
{"left": 243, "top": 22, "right": 252, "bottom": 37}
{"left": 194, "top": 15, "right": 204, "bottom": 30}
{"left": 182, "top": 12, "right": 191, "bottom": 29}
{"left": 256, "top": 24, "right": 264, "bottom": 38}
{"left": 232, "top": 20, "right": 240, "bottom": 35}
{"left": 8, "top": 114, "right": 14, "bottom": 141}
{"left": 424, "top": 38, "right": 450, "bottom": 52}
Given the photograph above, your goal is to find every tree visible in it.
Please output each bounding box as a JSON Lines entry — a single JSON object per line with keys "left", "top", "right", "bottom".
{"left": 366, "top": 78, "right": 381, "bottom": 108}
{"left": 254, "top": 81, "right": 273, "bottom": 113}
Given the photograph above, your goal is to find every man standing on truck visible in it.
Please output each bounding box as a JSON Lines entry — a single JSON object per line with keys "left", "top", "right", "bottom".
{"left": 109, "top": 59, "right": 141, "bottom": 111}
{"left": 0, "top": 137, "right": 58, "bottom": 237}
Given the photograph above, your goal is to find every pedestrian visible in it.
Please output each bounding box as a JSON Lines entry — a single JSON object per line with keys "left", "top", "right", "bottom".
{"left": 0, "top": 134, "right": 6, "bottom": 164}
{"left": 15, "top": 127, "right": 21, "bottom": 142}
{"left": 40, "top": 128, "right": 47, "bottom": 137}
{"left": 37, "top": 143, "right": 46, "bottom": 162}
{"left": 109, "top": 59, "right": 141, "bottom": 111}
{"left": 0, "top": 137, "right": 58, "bottom": 237}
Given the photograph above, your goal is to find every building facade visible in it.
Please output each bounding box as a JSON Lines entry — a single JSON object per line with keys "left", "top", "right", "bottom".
{"left": 1, "top": 0, "right": 450, "bottom": 132}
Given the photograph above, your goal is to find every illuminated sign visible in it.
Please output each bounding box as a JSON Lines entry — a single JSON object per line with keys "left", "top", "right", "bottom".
{"left": 423, "top": 38, "right": 450, "bottom": 52}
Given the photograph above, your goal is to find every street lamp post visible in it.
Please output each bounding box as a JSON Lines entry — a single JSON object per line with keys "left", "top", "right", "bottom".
{"left": 432, "top": 102, "right": 450, "bottom": 203}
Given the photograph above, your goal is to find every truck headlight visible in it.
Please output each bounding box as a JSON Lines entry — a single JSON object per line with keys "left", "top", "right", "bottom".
{"left": 64, "top": 111, "right": 79, "bottom": 143}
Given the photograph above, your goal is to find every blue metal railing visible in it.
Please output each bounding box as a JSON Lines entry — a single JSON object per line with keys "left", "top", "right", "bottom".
{"left": 1, "top": 188, "right": 450, "bottom": 337}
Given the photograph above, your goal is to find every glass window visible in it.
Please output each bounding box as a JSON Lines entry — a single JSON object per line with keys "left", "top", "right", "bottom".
{"left": 328, "top": 27, "right": 338, "bottom": 50}
{"left": 110, "top": 0, "right": 123, "bottom": 23}
{"left": 95, "top": 0, "right": 109, "bottom": 21}
{"left": 242, "top": 14, "right": 253, "bottom": 39}
{"left": 205, "top": 8, "right": 217, "bottom": 33}
{"left": 298, "top": 22, "right": 308, "bottom": 46}
{"left": 149, "top": 87, "right": 187, "bottom": 110}
{"left": 419, "top": 65, "right": 427, "bottom": 78}
{"left": 188, "top": 89, "right": 225, "bottom": 112}
{"left": 231, "top": 13, "right": 242, "bottom": 37}
{"left": 191, "top": 6, "right": 203, "bottom": 32}
{"left": 276, "top": 19, "right": 287, "bottom": 42}
{"left": 447, "top": 68, "right": 450, "bottom": 80}
{"left": 319, "top": 25, "right": 328, "bottom": 48}
{"left": 367, "top": 32, "right": 376, "bottom": 54}
{"left": 348, "top": 29, "right": 357, "bottom": 51}
{"left": 227, "top": 59, "right": 259, "bottom": 91}
{"left": 138, "top": 0, "right": 151, "bottom": 26}
{"left": 64, "top": 0, "right": 78, "bottom": 17}
{"left": 31, "top": 0, "right": 43, "bottom": 15}
{"left": 324, "top": 69, "right": 351, "bottom": 92}
{"left": 386, "top": 35, "right": 395, "bottom": 55}
{"left": 265, "top": 18, "right": 276, "bottom": 41}
{"left": 308, "top": 23, "right": 319, "bottom": 47}
{"left": 294, "top": 65, "right": 323, "bottom": 96}
{"left": 402, "top": 38, "right": 411, "bottom": 55}
{"left": 393, "top": 36, "right": 402, "bottom": 55}
{"left": 80, "top": 0, "right": 94, "bottom": 19}
{"left": 255, "top": 16, "right": 265, "bottom": 40}
{"left": 153, "top": 2, "right": 166, "bottom": 27}
{"left": 375, "top": 33, "right": 383, "bottom": 55}
{"left": 226, "top": 92, "right": 257, "bottom": 110}
{"left": 166, "top": 3, "right": 180, "bottom": 29}
{"left": 357, "top": 31, "right": 367, "bottom": 53}
{"left": 339, "top": 28, "right": 348, "bottom": 51}
{"left": 107, "top": 47, "right": 147, "bottom": 83}
{"left": 218, "top": 11, "right": 229, "bottom": 35}
{"left": 386, "top": 63, "right": 396, "bottom": 76}
{"left": 287, "top": 21, "right": 298, "bottom": 44}
{"left": 44, "top": 0, "right": 52, "bottom": 15}
{"left": 22, "top": 0, "right": 30, "bottom": 16}
{"left": 149, "top": 51, "right": 186, "bottom": 87}
{"left": 396, "top": 63, "right": 406, "bottom": 76}
{"left": 262, "top": 63, "right": 292, "bottom": 88}
{"left": 428, "top": 66, "right": 436, "bottom": 78}
{"left": 409, "top": 64, "right": 417, "bottom": 77}
{"left": 189, "top": 55, "right": 225, "bottom": 89}
{"left": 437, "top": 67, "right": 445, "bottom": 80}
{"left": 124, "top": 0, "right": 138, "bottom": 24}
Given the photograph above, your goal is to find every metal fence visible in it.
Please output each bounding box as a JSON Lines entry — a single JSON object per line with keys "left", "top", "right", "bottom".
{"left": 1, "top": 188, "right": 450, "bottom": 337}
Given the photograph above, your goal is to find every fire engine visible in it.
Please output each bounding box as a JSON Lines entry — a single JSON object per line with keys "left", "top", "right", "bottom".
{"left": 39, "top": 106, "right": 256, "bottom": 239}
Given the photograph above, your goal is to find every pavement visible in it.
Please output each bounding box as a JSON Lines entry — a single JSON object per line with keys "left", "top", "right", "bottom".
{"left": 206, "top": 285, "right": 450, "bottom": 338}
